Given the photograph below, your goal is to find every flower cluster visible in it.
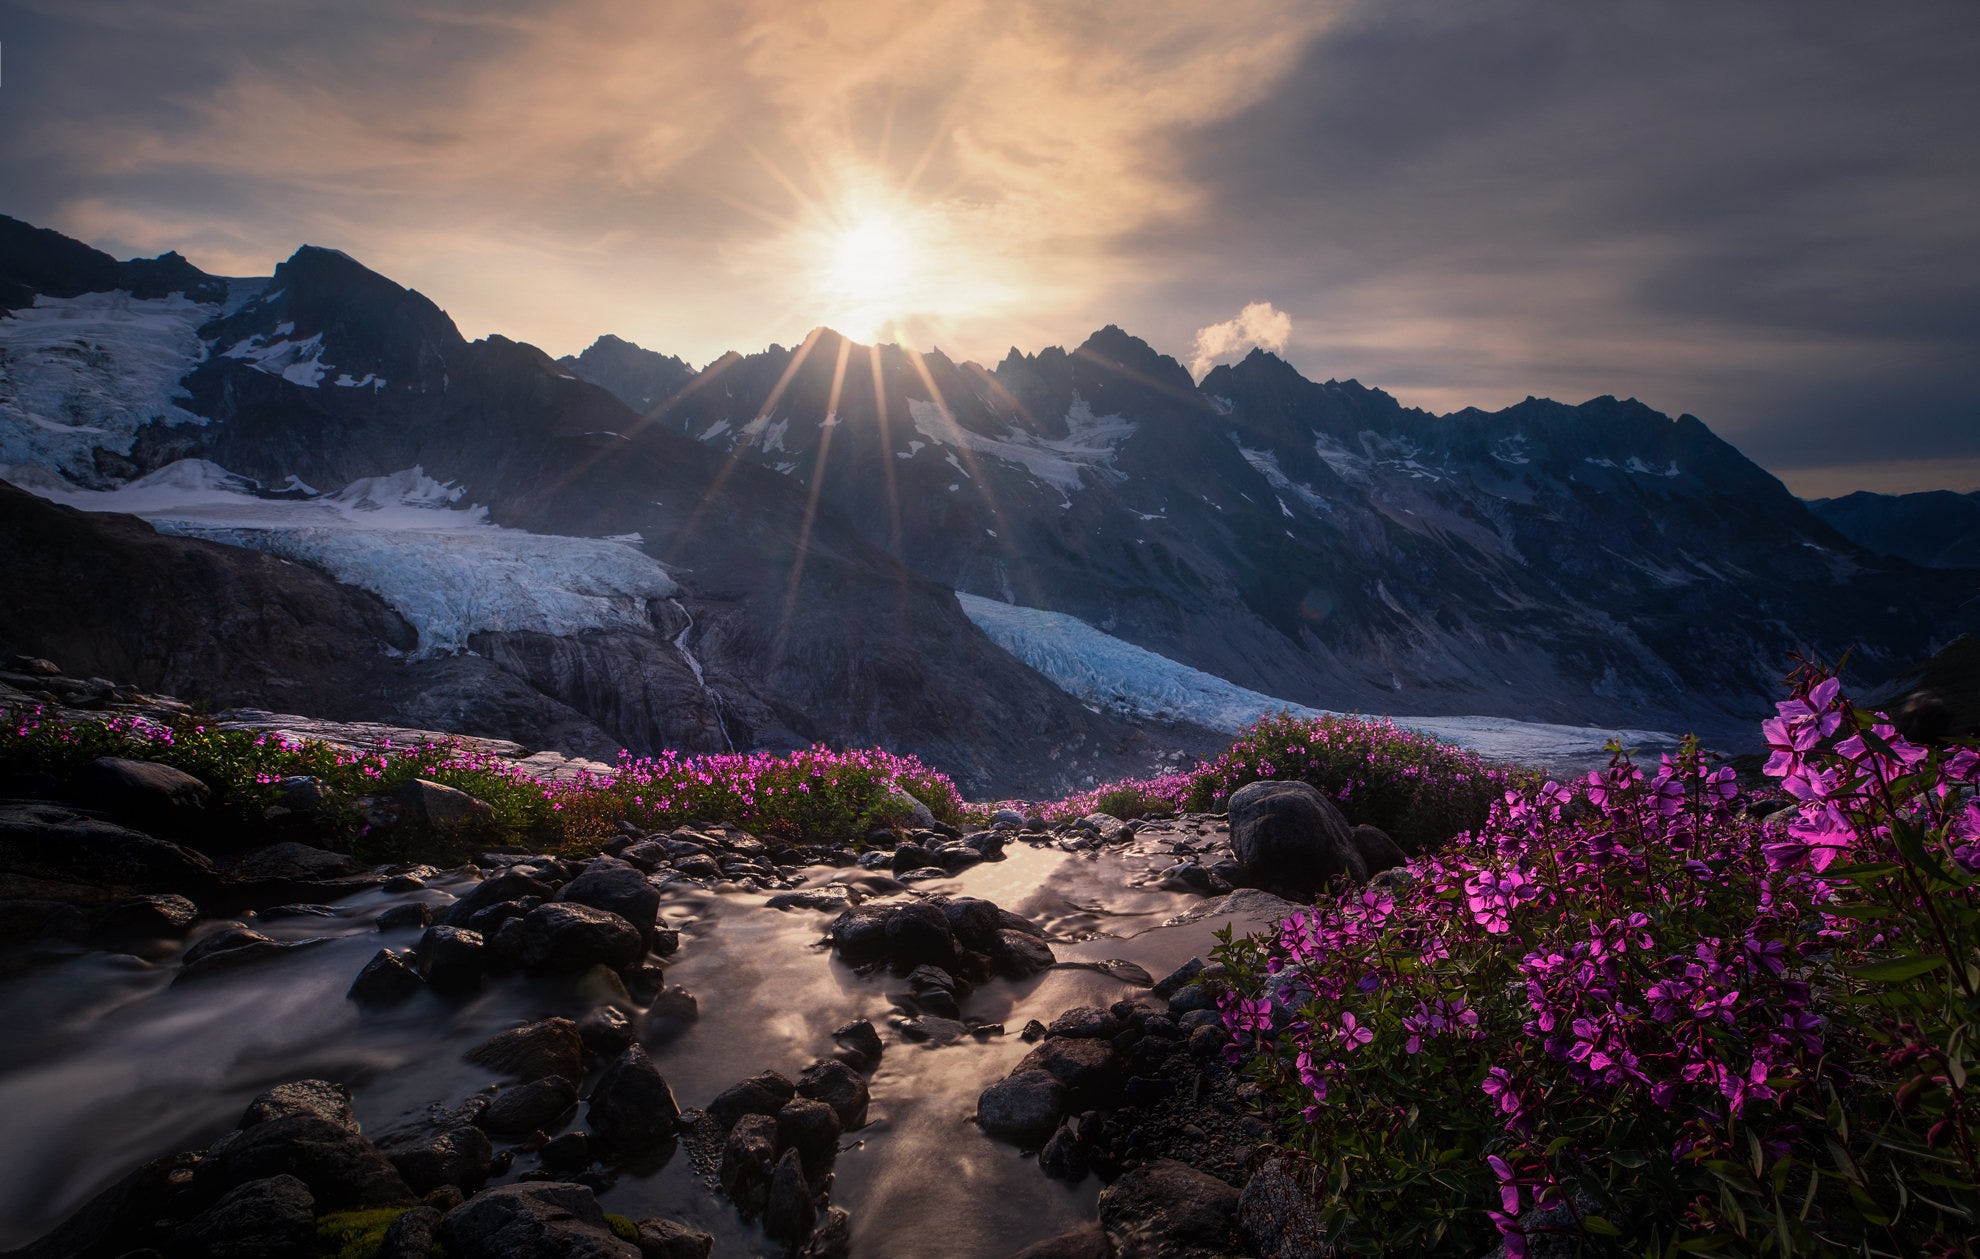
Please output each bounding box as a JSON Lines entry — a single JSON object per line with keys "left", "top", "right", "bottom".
{"left": 1213, "top": 670, "right": 1980, "bottom": 1256}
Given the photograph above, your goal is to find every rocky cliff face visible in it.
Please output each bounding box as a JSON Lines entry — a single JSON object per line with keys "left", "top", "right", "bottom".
{"left": 580, "top": 326, "right": 1978, "bottom": 733}
{"left": 1807, "top": 490, "right": 1980, "bottom": 570}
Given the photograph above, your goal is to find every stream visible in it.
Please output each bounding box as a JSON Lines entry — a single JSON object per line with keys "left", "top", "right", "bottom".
{"left": 0, "top": 821, "right": 1292, "bottom": 1256}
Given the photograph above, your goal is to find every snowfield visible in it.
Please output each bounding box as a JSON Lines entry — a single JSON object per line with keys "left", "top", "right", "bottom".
{"left": 955, "top": 592, "right": 1676, "bottom": 772}
{"left": 22, "top": 461, "right": 678, "bottom": 656}
{"left": 906, "top": 395, "right": 1136, "bottom": 498}
{"left": 0, "top": 292, "right": 212, "bottom": 477}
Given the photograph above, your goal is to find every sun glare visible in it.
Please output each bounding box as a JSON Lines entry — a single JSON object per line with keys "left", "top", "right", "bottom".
{"left": 827, "top": 217, "right": 913, "bottom": 303}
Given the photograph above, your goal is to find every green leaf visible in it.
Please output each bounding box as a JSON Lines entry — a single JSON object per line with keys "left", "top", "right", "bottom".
{"left": 1821, "top": 903, "right": 1892, "bottom": 920}
{"left": 1848, "top": 955, "right": 1948, "bottom": 983}
{"left": 1611, "top": 1149, "right": 1648, "bottom": 1169}
{"left": 1582, "top": 1215, "right": 1622, "bottom": 1237}
{"left": 1890, "top": 817, "right": 1960, "bottom": 886}
{"left": 1826, "top": 861, "right": 1903, "bottom": 880}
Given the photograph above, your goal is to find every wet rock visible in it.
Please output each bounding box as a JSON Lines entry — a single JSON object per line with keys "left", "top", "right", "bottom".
{"left": 1156, "top": 862, "right": 1232, "bottom": 897}
{"left": 588, "top": 1044, "right": 680, "bottom": 1159}
{"left": 1012, "top": 1222, "right": 1111, "bottom": 1259}
{"left": 378, "top": 1204, "right": 446, "bottom": 1259}
{"left": 990, "top": 928, "right": 1056, "bottom": 979}
{"left": 578, "top": 1005, "right": 635, "bottom": 1057}
{"left": 883, "top": 900, "right": 956, "bottom": 968}
{"left": 670, "top": 854, "right": 722, "bottom": 880}
{"left": 1016, "top": 1037, "right": 1119, "bottom": 1106}
{"left": 991, "top": 808, "right": 1026, "bottom": 828}
{"left": 832, "top": 1018, "right": 883, "bottom": 1068}
{"left": 764, "top": 1148, "right": 815, "bottom": 1246}
{"left": 1098, "top": 1159, "right": 1241, "bottom": 1258}
{"left": 242, "top": 1080, "right": 359, "bottom": 1134}
{"left": 165, "top": 1173, "right": 314, "bottom": 1259}
{"left": 515, "top": 902, "right": 642, "bottom": 974}
{"left": 230, "top": 842, "right": 360, "bottom": 881}
{"left": 978, "top": 1070, "right": 1065, "bottom": 1142}
{"left": 384, "top": 1124, "right": 494, "bottom": 1196}
{"left": 706, "top": 1070, "right": 796, "bottom": 1132}
{"left": 891, "top": 841, "right": 936, "bottom": 873}
{"left": 718, "top": 1112, "right": 779, "bottom": 1214}
{"left": 1079, "top": 813, "right": 1129, "bottom": 843}
{"left": 827, "top": 906, "right": 890, "bottom": 959}
{"left": 1238, "top": 1156, "right": 1328, "bottom": 1259}
{"left": 1350, "top": 823, "right": 1408, "bottom": 876}
{"left": 1020, "top": 1019, "right": 1048, "bottom": 1042}
{"left": 0, "top": 897, "right": 87, "bottom": 948}
{"left": 796, "top": 1057, "right": 869, "bottom": 1129}
{"left": 1188, "top": 1026, "right": 1228, "bottom": 1058}
{"left": 806, "top": 1206, "right": 853, "bottom": 1259}
{"left": 441, "top": 1181, "right": 638, "bottom": 1259}
{"left": 642, "top": 985, "right": 699, "bottom": 1045}
{"left": 466, "top": 1018, "right": 584, "bottom": 1087}
{"left": 175, "top": 927, "right": 322, "bottom": 985}
{"left": 777, "top": 1097, "right": 842, "bottom": 1182}
{"left": 393, "top": 778, "right": 496, "bottom": 829}
{"left": 194, "top": 1114, "right": 412, "bottom": 1213}
{"left": 348, "top": 948, "right": 425, "bottom": 1005}
{"left": 766, "top": 884, "right": 854, "bottom": 913}
{"left": 440, "top": 870, "right": 555, "bottom": 928}
{"left": 0, "top": 801, "right": 223, "bottom": 896}
{"left": 376, "top": 901, "right": 435, "bottom": 931}
{"left": 416, "top": 924, "right": 484, "bottom": 993}
{"left": 93, "top": 893, "right": 198, "bottom": 940}
{"left": 556, "top": 859, "right": 663, "bottom": 950}
{"left": 1047, "top": 1006, "right": 1122, "bottom": 1040}
{"left": 1166, "top": 983, "right": 1219, "bottom": 1015}
{"left": 73, "top": 756, "right": 208, "bottom": 828}
{"left": 539, "top": 1129, "right": 591, "bottom": 1174}
{"left": 634, "top": 1217, "right": 715, "bottom": 1259}
{"left": 898, "top": 1014, "right": 968, "bottom": 1044}
{"left": 479, "top": 1077, "right": 579, "bottom": 1137}
{"left": 1227, "top": 780, "right": 1365, "bottom": 897}
{"left": 1039, "top": 1116, "right": 1088, "bottom": 1183}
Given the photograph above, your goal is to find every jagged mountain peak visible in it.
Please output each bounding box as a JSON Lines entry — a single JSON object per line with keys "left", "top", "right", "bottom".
{"left": 0, "top": 214, "right": 227, "bottom": 313}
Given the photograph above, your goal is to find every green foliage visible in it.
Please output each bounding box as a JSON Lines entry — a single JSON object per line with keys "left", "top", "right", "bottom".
{"left": 1092, "top": 783, "right": 1169, "bottom": 821}
{"left": 603, "top": 1213, "right": 640, "bottom": 1242}
{"left": 315, "top": 1208, "right": 407, "bottom": 1259}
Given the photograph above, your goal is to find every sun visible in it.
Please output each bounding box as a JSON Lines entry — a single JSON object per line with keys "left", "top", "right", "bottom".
{"left": 824, "top": 214, "right": 915, "bottom": 311}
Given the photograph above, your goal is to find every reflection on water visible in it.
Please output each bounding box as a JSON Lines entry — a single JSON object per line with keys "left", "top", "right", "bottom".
{"left": 0, "top": 825, "right": 1273, "bottom": 1256}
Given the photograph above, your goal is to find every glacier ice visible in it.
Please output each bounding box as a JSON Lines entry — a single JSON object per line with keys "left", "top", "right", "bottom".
{"left": 956, "top": 592, "right": 1675, "bottom": 771}
{"left": 23, "top": 460, "right": 679, "bottom": 657}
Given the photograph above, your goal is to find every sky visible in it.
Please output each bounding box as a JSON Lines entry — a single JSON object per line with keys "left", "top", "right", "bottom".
{"left": 0, "top": 0, "right": 1975, "bottom": 496}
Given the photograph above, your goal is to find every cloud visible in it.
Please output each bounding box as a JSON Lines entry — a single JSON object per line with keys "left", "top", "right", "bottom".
{"left": 1190, "top": 301, "right": 1293, "bottom": 378}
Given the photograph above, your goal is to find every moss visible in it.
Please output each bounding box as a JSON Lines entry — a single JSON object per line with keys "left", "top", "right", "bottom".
{"left": 315, "top": 1208, "right": 408, "bottom": 1259}
{"left": 603, "top": 1212, "right": 640, "bottom": 1242}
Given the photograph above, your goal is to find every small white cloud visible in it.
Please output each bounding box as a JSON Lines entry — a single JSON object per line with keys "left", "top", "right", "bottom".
{"left": 1190, "top": 300, "right": 1292, "bottom": 378}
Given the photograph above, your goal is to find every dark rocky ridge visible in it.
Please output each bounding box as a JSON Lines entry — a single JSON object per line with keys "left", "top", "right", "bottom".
{"left": 1, "top": 224, "right": 1221, "bottom": 797}
{"left": 584, "top": 327, "right": 1979, "bottom": 735}
{"left": 1807, "top": 488, "right": 1980, "bottom": 570}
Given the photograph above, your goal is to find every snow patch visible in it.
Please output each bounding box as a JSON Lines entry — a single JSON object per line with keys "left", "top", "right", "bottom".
{"left": 222, "top": 331, "right": 329, "bottom": 388}
{"left": 905, "top": 393, "right": 1134, "bottom": 499}
{"left": 956, "top": 592, "right": 1676, "bottom": 771}
{"left": 1236, "top": 442, "right": 1328, "bottom": 513}
{"left": 24, "top": 460, "right": 679, "bottom": 657}
{"left": 0, "top": 291, "right": 212, "bottom": 478}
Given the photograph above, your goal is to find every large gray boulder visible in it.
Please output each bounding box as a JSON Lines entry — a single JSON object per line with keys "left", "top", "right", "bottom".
{"left": 440, "top": 1182, "right": 638, "bottom": 1259}
{"left": 73, "top": 756, "right": 209, "bottom": 830}
{"left": 1227, "top": 780, "right": 1366, "bottom": 898}
{"left": 464, "top": 1017, "right": 584, "bottom": 1087}
{"left": 514, "top": 902, "right": 642, "bottom": 974}
{"left": 977, "top": 1070, "right": 1066, "bottom": 1142}
{"left": 555, "top": 859, "right": 662, "bottom": 950}
{"left": 1097, "top": 1158, "right": 1242, "bottom": 1258}
{"left": 587, "top": 1044, "right": 679, "bottom": 1159}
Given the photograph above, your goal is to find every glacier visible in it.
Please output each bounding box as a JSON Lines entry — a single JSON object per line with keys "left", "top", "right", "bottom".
{"left": 23, "top": 460, "right": 679, "bottom": 656}
{"left": 955, "top": 592, "right": 1676, "bottom": 772}
{"left": 0, "top": 292, "right": 212, "bottom": 477}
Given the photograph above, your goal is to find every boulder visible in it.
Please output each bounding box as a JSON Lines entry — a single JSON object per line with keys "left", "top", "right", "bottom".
{"left": 764, "top": 1148, "right": 815, "bottom": 1246}
{"left": 378, "top": 1205, "right": 446, "bottom": 1259}
{"left": 1012, "top": 1223, "right": 1112, "bottom": 1259}
{"left": 577, "top": 1005, "right": 635, "bottom": 1057}
{"left": 883, "top": 900, "right": 957, "bottom": 968}
{"left": 192, "top": 1114, "right": 412, "bottom": 1213}
{"left": 1097, "top": 1159, "right": 1242, "bottom": 1259}
{"left": 72, "top": 756, "right": 208, "bottom": 828}
{"left": 1016, "top": 1037, "right": 1120, "bottom": 1106}
{"left": 833, "top": 1018, "right": 884, "bottom": 1069}
{"left": 634, "top": 1218, "right": 716, "bottom": 1259}
{"left": 465, "top": 1017, "right": 584, "bottom": 1087}
{"left": 642, "top": 985, "right": 699, "bottom": 1044}
{"left": 241, "top": 1080, "right": 360, "bottom": 1134}
{"left": 393, "top": 778, "right": 495, "bottom": 828}
{"left": 0, "top": 801, "right": 221, "bottom": 897}
{"left": 375, "top": 901, "right": 434, "bottom": 931}
{"left": 348, "top": 948, "right": 425, "bottom": 1006}
{"left": 827, "top": 906, "right": 889, "bottom": 959}
{"left": 718, "top": 1112, "right": 779, "bottom": 1214}
{"left": 587, "top": 1044, "right": 679, "bottom": 1159}
{"left": 229, "top": 842, "right": 360, "bottom": 881}
{"left": 1227, "top": 780, "right": 1366, "bottom": 898}
{"left": 1046, "top": 1006, "right": 1122, "bottom": 1040}
{"left": 514, "top": 902, "right": 643, "bottom": 974}
{"left": 989, "top": 928, "right": 1056, "bottom": 979}
{"left": 1238, "top": 1156, "right": 1329, "bottom": 1259}
{"left": 440, "top": 1182, "right": 639, "bottom": 1259}
{"left": 555, "top": 859, "right": 662, "bottom": 950}
{"left": 383, "top": 1124, "right": 493, "bottom": 1196}
{"left": 706, "top": 1070, "right": 796, "bottom": 1132}
{"left": 177, "top": 927, "right": 326, "bottom": 985}
{"left": 93, "top": 892, "right": 198, "bottom": 939}
{"left": 439, "top": 869, "right": 554, "bottom": 928}
{"left": 164, "top": 1173, "right": 314, "bottom": 1259}
{"left": 977, "top": 1070, "right": 1065, "bottom": 1142}
{"left": 796, "top": 1057, "right": 869, "bottom": 1130}
{"left": 416, "top": 924, "right": 485, "bottom": 993}
{"left": 1350, "top": 823, "right": 1408, "bottom": 875}
{"left": 478, "top": 1077, "right": 578, "bottom": 1136}
{"left": 776, "top": 1097, "right": 842, "bottom": 1182}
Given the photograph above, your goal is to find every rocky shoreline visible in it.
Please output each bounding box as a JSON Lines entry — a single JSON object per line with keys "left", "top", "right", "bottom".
{"left": 0, "top": 663, "right": 1405, "bottom": 1258}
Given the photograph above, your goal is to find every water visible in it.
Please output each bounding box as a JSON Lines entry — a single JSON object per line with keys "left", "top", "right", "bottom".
{"left": 0, "top": 822, "right": 1285, "bottom": 1256}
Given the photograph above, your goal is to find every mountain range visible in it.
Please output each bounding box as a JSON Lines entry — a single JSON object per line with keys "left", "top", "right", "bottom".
{"left": 2, "top": 212, "right": 1974, "bottom": 793}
